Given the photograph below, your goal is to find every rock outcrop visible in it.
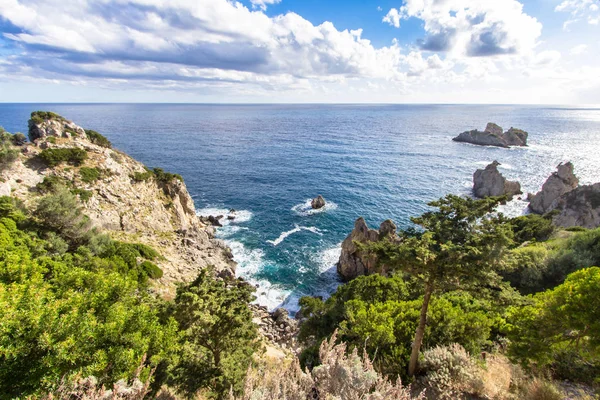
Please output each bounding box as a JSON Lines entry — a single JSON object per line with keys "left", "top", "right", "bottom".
{"left": 337, "top": 217, "right": 398, "bottom": 281}
{"left": 0, "top": 113, "right": 236, "bottom": 296}
{"left": 453, "top": 123, "right": 528, "bottom": 148}
{"left": 529, "top": 162, "right": 579, "bottom": 214}
{"left": 251, "top": 305, "right": 299, "bottom": 353}
{"left": 473, "top": 161, "right": 521, "bottom": 199}
{"left": 551, "top": 183, "right": 600, "bottom": 229}
{"left": 311, "top": 195, "right": 326, "bottom": 209}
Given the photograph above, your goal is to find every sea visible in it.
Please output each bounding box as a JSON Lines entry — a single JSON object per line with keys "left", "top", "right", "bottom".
{"left": 1, "top": 104, "right": 599, "bottom": 313}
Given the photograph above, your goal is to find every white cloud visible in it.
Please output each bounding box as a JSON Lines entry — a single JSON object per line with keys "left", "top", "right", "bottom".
{"left": 250, "top": 0, "right": 281, "bottom": 11}
{"left": 383, "top": 8, "right": 401, "bottom": 28}
{"left": 386, "top": 0, "right": 542, "bottom": 58}
{"left": 570, "top": 44, "right": 588, "bottom": 55}
{"left": 556, "top": 0, "right": 600, "bottom": 27}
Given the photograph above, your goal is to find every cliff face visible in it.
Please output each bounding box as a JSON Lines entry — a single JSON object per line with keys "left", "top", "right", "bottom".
{"left": 473, "top": 161, "right": 521, "bottom": 199}
{"left": 1, "top": 114, "right": 235, "bottom": 296}
{"left": 528, "top": 162, "right": 579, "bottom": 214}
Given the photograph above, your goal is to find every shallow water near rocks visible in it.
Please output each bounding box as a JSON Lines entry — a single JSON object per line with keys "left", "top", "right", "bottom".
{"left": 2, "top": 104, "right": 599, "bottom": 312}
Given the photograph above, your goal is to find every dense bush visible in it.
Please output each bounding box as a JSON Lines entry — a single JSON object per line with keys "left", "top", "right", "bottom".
{"left": 0, "top": 131, "right": 19, "bottom": 170}
{"left": 141, "top": 260, "right": 163, "bottom": 279}
{"left": 79, "top": 166, "right": 100, "bottom": 183}
{"left": 30, "top": 111, "right": 65, "bottom": 124}
{"left": 85, "top": 129, "right": 112, "bottom": 148}
{"left": 509, "top": 214, "right": 555, "bottom": 244}
{"left": 39, "top": 148, "right": 87, "bottom": 167}
{"left": 506, "top": 227, "right": 600, "bottom": 294}
{"left": 36, "top": 175, "right": 71, "bottom": 193}
{"left": 131, "top": 167, "right": 183, "bottom": 184}
{"left": 12, "top": 132, "right": 26, "bottom": 146}
{"left": 170, "top": 268, "right": 260, "bottom": 398}
{"left": 506, "top": 267, "right": 600, "bottom": 384}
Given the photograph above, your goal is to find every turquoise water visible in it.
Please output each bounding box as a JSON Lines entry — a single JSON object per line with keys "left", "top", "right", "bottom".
{"left": 1, "top": 104, "right": 599, "bottom": 312}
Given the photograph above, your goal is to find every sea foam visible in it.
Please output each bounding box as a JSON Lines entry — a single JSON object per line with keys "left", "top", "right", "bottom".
{"left": 267, "top": 225, "right": 323, "bottom": 246}
{"left": 291, "top": 199, "right": 338, "bottom": 216}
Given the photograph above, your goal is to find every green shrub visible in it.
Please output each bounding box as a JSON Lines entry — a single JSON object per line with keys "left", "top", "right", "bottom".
{"left": 84, "top": 129, "right": 111, "bottom": 148}
{"left": 46, "top": 136, "right": 57, "bottom": 144}
{"left": 71, "top": 188, "right": 93, "bottom": 202}
{"left": 39, "top": 148, "right": 87, "bottom": 167}
{"left": 152, "top": 168, "right": 183, "bottom": 183}
{"left": 30, "top": 111, "right": 65, "bottom": 124}
{"left": 140, "top": 261, "right": 163, "bottom": 279}
{"left": 130, "top": 168, "right": 153, "bottom": 182}
{"left": 510, "top": 214, "right": 555, "bottom": 244}
{"left": 36, "top": 175, "right": 71, "bottom": 193}
{"left": 79, "top": 167, "right": 100, "bottom": 183}
{"left": 12, "top": 133, "right": 26, "bottom": 146}
{"left": 0, "top": 145, "right": 18, "bottom": 170}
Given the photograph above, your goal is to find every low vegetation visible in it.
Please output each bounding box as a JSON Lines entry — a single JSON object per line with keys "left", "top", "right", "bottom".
{"left": 79, "top": 166, "right": 101, "bottom": 183}
{"left": 85, "top": 129, "right": 112, "bottom": 148}
{"left": 39, "top": 147, "right": 87, "bottom": 167}
{"left": 131, "top": 167, "right": 183, "bottom": 184}
{"left": 0, "top": 128, "right": 20, "bottom": 171}
{"left": 30, "top": 111, "right": 65, "bottom": 125}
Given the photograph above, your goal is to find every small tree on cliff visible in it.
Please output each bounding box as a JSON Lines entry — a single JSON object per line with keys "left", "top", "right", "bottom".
{"left": 364, "top": 195, "right": 513, "bottom": 376}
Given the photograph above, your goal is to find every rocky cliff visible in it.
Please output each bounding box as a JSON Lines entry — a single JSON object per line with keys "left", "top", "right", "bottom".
{"left": 337, "top": 217, "right": 398, "bottom": 281}
{"left": 528, "top": 162, "right": 579, "bottom": 214}
{"left": 453, "top": 123, "right": 528, "bottom": 148}
{"left": 551, "top": 183, "right": 600, "bottom": 229}
{"left": 473, "top": 161, "right": 521, "bottom": 199}
{"left": 1, "top": 112, "right": 235, "bottom": 296}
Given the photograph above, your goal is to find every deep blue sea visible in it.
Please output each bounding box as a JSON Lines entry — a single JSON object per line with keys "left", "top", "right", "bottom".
{"left": 1, "top": 104, "right": 599, "bottom": 312}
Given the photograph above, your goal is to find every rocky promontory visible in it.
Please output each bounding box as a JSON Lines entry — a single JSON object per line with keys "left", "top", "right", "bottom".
{"left": 453, "top": 123, "right": 528, "bottom": 148}
{"left": 528, "top": 162, "right": 579, "bottom": 214}
{"left": 473, "top": 161, "right": 521, "bottom": 199}
{"left": 337, "top": 217, "right": 398, "bottom": 281}
{"left": 0, "top": 112, "right": 236, "bottom": 296}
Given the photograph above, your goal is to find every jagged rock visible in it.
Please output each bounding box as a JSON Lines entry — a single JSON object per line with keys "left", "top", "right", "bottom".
{"left": 529, "top": 162, "right": 579, "bottom": 214}
{"left": 311, "top": 195, "right": 326, "bottom": 209}
{"left": 337, "top": 217, "right": 398, "bottom": 281}
{"left": 453, "top": 123, "right": 528, "bottom": 148}
{"left": 207, "top": 215, "right": 223, "bottom": 227}
{"left": 551, "top": 183, "right": 600, "bottom": 229}
{"left": 473, "top": 161, "right": 521, "bottom": 199}
{"left": 28, "top": 117, "right": 85, "bottom": 142}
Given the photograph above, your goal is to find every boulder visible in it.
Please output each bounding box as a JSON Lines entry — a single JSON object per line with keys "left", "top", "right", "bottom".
{"left": 337, "top": 217, "right": 398, "bottom": 281}
{"left": 311, "top": 195, "right": 326, "bottom": 209}
{"left": 453, "top": 123, "right": 528, "bottom": 148}
{"left": 529, "top": 162, "right": 579, "bottom": 214}
{"left": 551, "top": 183, "right": 600, "bottom": 229}
{"left": 473, "top": 161, "right": 521, "bottom": 199}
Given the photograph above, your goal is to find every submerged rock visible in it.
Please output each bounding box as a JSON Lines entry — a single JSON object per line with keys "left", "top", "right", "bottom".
{"left": 473, "top": 161, "right": 521, "bottom": 199}
{"left": 529, "top": 162, "right": 579, "bottom": 214}
{"left": 453, "top": 123, "right": 528, "bottom": 148}
{"left": 552, "top": 183, "right": 600, "bottom": 229}
{"left": 311, "top": 195, "right": 326, "bottom": 209}
{"left": 337, "top": 217, "right": 398, "bottom": 281}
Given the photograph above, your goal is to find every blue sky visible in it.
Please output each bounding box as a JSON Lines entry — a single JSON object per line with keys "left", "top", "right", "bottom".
{"left": 0, "top": 0, "right": 599, "bottom": 103}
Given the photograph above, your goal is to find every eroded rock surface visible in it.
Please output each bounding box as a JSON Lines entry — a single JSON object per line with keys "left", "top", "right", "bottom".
{"left": 453, "top": 123, "right": 528, "bottom": 148}
{"left": 337, "top": 217, "right": 398, "bottom": 281}
{"left": 552, "top": 183, "right": 600, "bottom": 229}
{"left": 529, "top": 162, "right": 579, "bottom": 214}
{"left": 473, "top": 161, "right": 521, "bottom": 199}
{"left": 311, "top": 195, "right": 326, "bottom": 209}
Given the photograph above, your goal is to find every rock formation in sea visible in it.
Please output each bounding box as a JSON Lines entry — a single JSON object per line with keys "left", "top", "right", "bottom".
{"left": 453, "top": 123, "right": 528, "bottom": 148}
{"left": 528, "top": 162, "right": 579, "bottom": 214}
{"left": 1, "top": 112, "right": 236, "bottom": 296}
{"left": 311, "top": 195, "right": 326, "bottom": 209}
{"left": 551, "top": 183, "right": 600, "bottom": 229}
{"left": 473, "top": 161, "right": 522, "bottom": 199}
{"left": 337, "top": 217, "right": 398, "bottom": 281}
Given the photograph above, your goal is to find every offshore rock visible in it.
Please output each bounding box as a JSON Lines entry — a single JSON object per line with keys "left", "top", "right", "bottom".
{"left": 529, "top": 162, "right": 579, "bottom": 214}
{"left": 311, "top": 195, "right": 326, "bottom": 209}
{"left": 337, "top": 217, "right": 398, "bottom": 281}
{"left": 473, "top": 161, "right": 521, "bottom": 199}
{"left": 552, "top": 183, "right": 600, "bottom": 229}
{"left": 453, "top": 123, "right": 528, "bottom": 148}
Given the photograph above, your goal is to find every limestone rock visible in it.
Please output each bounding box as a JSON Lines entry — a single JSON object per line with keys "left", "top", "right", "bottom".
{"left": 529, "top": 162, "right": 579, "bottom": 214}
{"left": 552, "top": 183, "right": 600, "bottom": 229}
{"left": 28, "top": 117, "right": 85, "bottom": 142}
{"left": 0, "top": 181, "right": 10, "bottom": 197}
{"left": 453, "top": 123, "right": 528, "bottom": 148}
{"left": 311, "top": 195, "right": 326, "bottom": 209}
{"left": 337, "top": 217, "right": 398, "bottom": 281}
{"left": 473, "top": 161, "right": 521, "bottom": 199}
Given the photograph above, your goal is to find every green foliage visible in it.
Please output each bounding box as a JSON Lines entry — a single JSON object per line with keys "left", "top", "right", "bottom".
{"left": 506, "top": 267, "right": 600, "bottom": 384}
{"left": 12, "top": 132, "right": 26, "bottom": 146}
{"left": 46, "top": 136, "right": 57, "bottom": 144}
{"left": 34, "top": 187, "right": 92, "bottom": 246}
{"left": 509, "top": 214, "right": 555, "bottom": 244}
{"left": 506, "top": 227, "right": 600, "bottom": 294}
{"left": 85, "top": 129, "right": 112, "bottom": 148}
{"left": 39, "top": 148, "right": 87, "bottom": 167}
{"left": 0, "top": 216, "right": 178, "bottom": 398}
{"left": 131, "top": 167, "right": 183, "bottom": 184}
{"left": 0, "top": 196, "right": 26, "bottom": 223}
{"left": 131, "top": 169, "right": 154, "bottom": 182}
{"left": 298, "top": 274, "right": 499, "bottom": 379}
{"left": 79, "top": 166, "right": 100, "bottom": 183}
{"left": 71, "top": 188, "right": 93, "bottom": 202}
{"left": 170, "top": 268, "right": 260, "bottom": 398}
{"left": 141, "top": 261, "right": 163, "bottom": 279}
{"left": 0, "top": 132, "right": 19, "bottom": 170}
{"left": 30, "top": 111, "right": 65, "bottom": 125}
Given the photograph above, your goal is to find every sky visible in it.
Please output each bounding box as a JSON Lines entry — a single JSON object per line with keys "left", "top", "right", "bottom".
{"left": 0, "top": 0, "right": 598, "bottom": 103}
